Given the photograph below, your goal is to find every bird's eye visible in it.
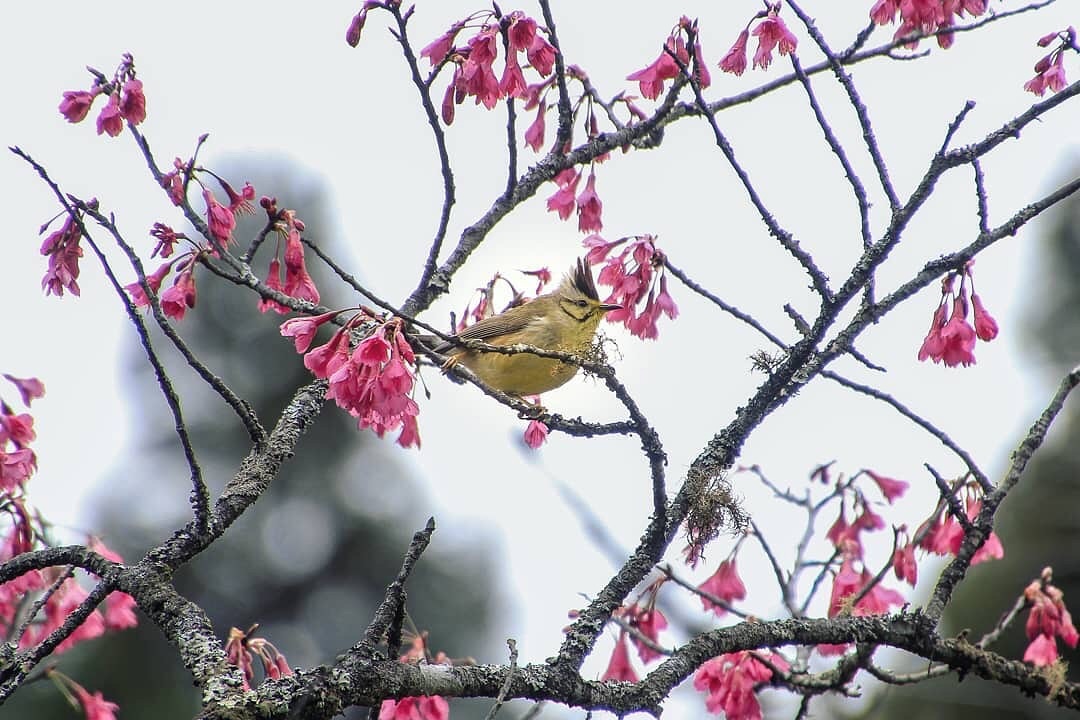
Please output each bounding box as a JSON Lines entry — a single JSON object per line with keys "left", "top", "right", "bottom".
{"left": 576, "top": 299, "right": 588, "bottom": 307}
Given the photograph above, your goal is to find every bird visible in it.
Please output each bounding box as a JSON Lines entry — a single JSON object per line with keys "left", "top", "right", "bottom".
{"left": 433, "top": 259, "right": 621, "bottom": 396}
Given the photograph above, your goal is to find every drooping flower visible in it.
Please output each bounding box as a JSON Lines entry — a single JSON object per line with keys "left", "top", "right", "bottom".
{"left": 865, "top": 470, "right": 908, "bottom": 504}
{"left": 73, "top": 686, "right": 120, "bottom": 720}
{"left": 40, "top": 213, "right": 84, "bottom": 298}
{"left": 379, "top": 696, "right": 450, "bottom": 720}
{"left": 601, "top": 632, "right": 639, "bottom": 682}
{"left": 160, "top": 263, "right": 198, "bottom": 320}
{"left": 420, "top": 23, "right": 463, "bottom": 66}
{"left": 751, "top": 9, "right": 798, "bottom": 70}
{"left": 1022, "top": 568, "right": 1079, "bottom": 666}
{"left": 95, "top": 93, "right": 124, "bottom": 137}
{"left": 626, "top": 605, "right": 668, "bottom": 663}
{"left": 203, "top": 189, "right": 236, "bottom": 245}
{"left": 626, "top": 36, "right": 686, "bottom": 100}
{"left": 918, "top": 267, "right": 997, "bottom": 366}
{"left": 971, "top": 292, "right": 999, "bottom": 341}
{"left": 576, "top": 171, "right": 603, "bottom": 233}
{"left": 524, "top": 100, "right": 546, "bottom": 152}
{"left": 283, "top": 228, "right": 320, "bottom": 304}
{"left": 2, "top": 375, "right": 45, "bottom": 406}
{"left": 279, "top": 311, "right": 341, "bottom": 354}
{"left": 119, "top": 78, "right": 146, "bottom": 125}
{"left": 589, "top": 235, "right": 677, "bottom": 340}
{"left": 526, "top": 34, "right": 557, "bottom": 76}
{"left": 694, "top": 650, "right": 789, "bottom": 719}
{"left": 258, "top": 257, "right": 290, "bottom": 314}
{"left": 892, "top": 541, "right": 918, "bottom": 587}
{"left": 125, "top": 260, "right": 173, "bottom": 308}
{"left": 59, "top": 89, "right": 98, "bottom": 123}
{"left": 545, "top": 168, "right": 580, "bottom": 220}
{"left": 698, "top": 559, "right": 747, "bottom": 615}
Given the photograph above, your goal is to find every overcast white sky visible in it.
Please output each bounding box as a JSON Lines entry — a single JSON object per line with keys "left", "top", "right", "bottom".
{"left": 3, "top": 0, "right": 1079, "bottom": 713}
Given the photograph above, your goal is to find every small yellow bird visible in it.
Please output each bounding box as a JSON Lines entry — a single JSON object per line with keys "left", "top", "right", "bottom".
{"left": 435, "top": 259, "right": 621, "bottom": 396}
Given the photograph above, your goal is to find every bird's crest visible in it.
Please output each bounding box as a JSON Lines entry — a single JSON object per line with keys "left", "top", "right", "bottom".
{"left": 565, "top": 258, "right": 600, "bottom": 301}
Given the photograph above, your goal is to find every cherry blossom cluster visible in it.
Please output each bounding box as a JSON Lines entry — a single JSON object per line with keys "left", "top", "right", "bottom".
{"left": 39, "top": 205, "right": 86, "bottom": 298}
{"left": 223, "top": 625, "right": 294, "bottom": 690}
{"left": 912, "top": 481, "right": 1004, "bottom": 565}
{"left": 599, "top": 580, "right": 671, "bottom": 682}
{"left": 1022, "top": 567, "right": 1079, "bottom": 666}
{"left": 694, "top": 650, "right": 790, "bottom": 720}
{"left": 717, "top": 3, "right": 799, "bottom": 76}
{"left": 355, "top": 6, "right": 556, "bottom": 125}
{"left": 379, "top": 633, "right": 450, "bottom": 720}
{"left": 546, "top": 166, "right": 606, "bottom": 233}
{"left": 0, "top": 374, "right": 42, "bottom": 500}
{"left": 869, "top": 0, "right": 988, "bottom": 49}
{"left": 1024, "top": 26, "right": 1077, "bottom": 96}
{"left": 283, "top": 311, "right": 421, "bottom": 448}
{"left": 812, "top": 469, "right": 911, "bottom": 654}
{"left": 585, "top": 235, "right": 678, "bottom": 340}
{"left": 256, "top": 198, "right": 321, "bottom": 313}
{"left": 124, "top": 189, "right": 320, "bottom": 321}
{"left": 158, "top": 153, "right": 256, "bottom": 249}
{"left": 58, "top": 53, "right": 146, "bottom": 137}
{"left": 917, "top": 264, "right": 998, "bottom": 367}
{"left": 1, "top": 374, "right": 135, "bottom": 719}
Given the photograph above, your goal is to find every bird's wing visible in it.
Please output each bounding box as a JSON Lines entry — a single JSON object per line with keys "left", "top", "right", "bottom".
{"left": 435, "top": 308, "right": 538, "bottom": 352}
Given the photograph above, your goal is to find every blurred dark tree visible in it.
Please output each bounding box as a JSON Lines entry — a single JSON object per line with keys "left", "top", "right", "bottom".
{"left": 847, "top": 181, "right": 1080, "bottom": 719}
{"left": 5, "top": 156, "right": 503, "bottom": 720}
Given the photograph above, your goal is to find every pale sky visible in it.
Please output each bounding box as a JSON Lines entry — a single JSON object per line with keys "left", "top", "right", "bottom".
{"left": 3, "top": 1, "right": 1079, "bottom": 714}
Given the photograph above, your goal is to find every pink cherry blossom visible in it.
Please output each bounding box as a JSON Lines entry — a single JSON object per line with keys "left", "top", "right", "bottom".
{"left": 3, "top": 375, "right": 45, "bottom": 406}
{"left": 752, "top": 12, "right": 798, "bottom": 70}
{"left": 283, "top": 229, "right": 320, "bottom": 305}
{"left": 40, "top": 214, "right": 84, "bottom": 298}
{"left": 865, "top": 470, "right": 908, "bottom": 503}
{"left": 203, "top": 189, "right": 236, "bottom": 245}
{"left": 694, "top": 650, "right": 789, "bottom": 719}
{"left": 345, "top": 9, "right": 367, "bottom": 47}
{"left": 258, "top": 257, "right": 290, "bottom": 314}
{"left": 626, "top": 37, "right": 685, "bottom": 100}
{"left": 119, "top": 78, "right": 146, "bottom": 125}
{"left": 1024, "top": 633, "right": 1059, "bottom": 666}
{"left": 627, "top": 605, "right": 668, "bottom": 663}
{"left": 95, "top": 93, "right": 124, "bottom": 137}
{"left": 523, "top": 417, "right": 548, "bottom": 450}
{"left": 892, "top": 542, "right": 918, "bottom": 586}
{"left": 59, "top": 90, "right": 97, "bottom": 123}
{"left": 545, "top": 168, "right": 580, "bottom": 220}
{"left": 280, "top": 311, "right": 340, "bottom": 354}
{"left": 379, "top": 696, "right": 449, "bottom": 720}
{"left": 970, "top": 292, "right": 999, "bottom": 341}
{"left": 421, "top": 23, "right": 463, "bottom": 66}
{"left": 601, "top": 632, "right": 639, "bottom": 682}
{"left": 526, "top": 34, "right": 556, "bottom": 76}
{"left": 499, "top": 51, "right": 528, "bottom": 99}
{"left": 576, "top": 172, "right": 603, "bottom": 233}
{"left": 126, "top": 261, "right": 174, "bottom": 308}
{"left": 698, "top": 559, "right": 747, "bottom": 615}
{"left": 506, "top": 12, "right": 537, "bottom": 53}
{"left": 74, "top": 686, "right": 120, "bottom": 720}
{"left": 524, "top": 100, "right": 546, "bottom": 152}
{"left": 719, "top": 29, "right": 750, "bottom": 76}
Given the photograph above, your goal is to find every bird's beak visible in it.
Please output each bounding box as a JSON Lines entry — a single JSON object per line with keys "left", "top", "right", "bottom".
{"left": 599, "top": 302, "right": 622, "bottom": 312}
